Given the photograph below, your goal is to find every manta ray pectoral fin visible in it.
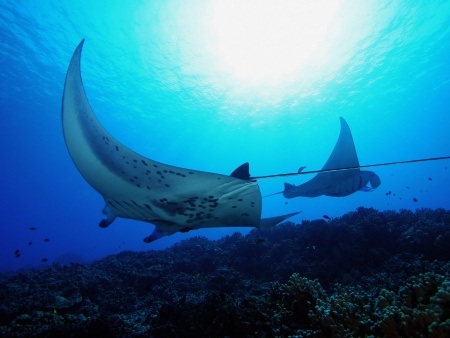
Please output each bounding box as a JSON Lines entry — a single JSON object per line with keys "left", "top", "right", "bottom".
{"left": 63, "top": 40, "right": 264, "bottom": 243}
{"left": 99, "top": 204, "right": 117, "bottom": 228}
{"left": 259, "top": 212, "right": 300, "bottom": 229}
{"left": 230, "top": 162, "right": 251, "bottom": 180}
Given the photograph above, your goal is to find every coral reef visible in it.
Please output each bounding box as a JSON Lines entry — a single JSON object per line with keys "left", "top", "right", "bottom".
{"left": 1, "top": 207, "right": 450, "bottom": 337}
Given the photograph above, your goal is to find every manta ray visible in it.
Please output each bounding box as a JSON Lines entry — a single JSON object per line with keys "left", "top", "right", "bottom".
{"left": 62, "top": 39, "right": 297, "bottom": 243}
{"left": 283, "top": 117, "right": 381, "bottom": 198}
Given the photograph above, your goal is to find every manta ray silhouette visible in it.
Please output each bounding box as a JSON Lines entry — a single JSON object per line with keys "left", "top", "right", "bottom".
{"left": 62, "top": 39, "right": 298, "bottom": 243}
{"left": 283, "top": 117, "right": 381, "bottom": 198}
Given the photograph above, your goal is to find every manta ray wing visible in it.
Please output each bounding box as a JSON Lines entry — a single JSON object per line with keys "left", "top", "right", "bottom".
{"left": 283, "top": 117, "right": 380, "bottom": 198}
{"left": 62, "top": 40, "right": 292, "bottom": 242}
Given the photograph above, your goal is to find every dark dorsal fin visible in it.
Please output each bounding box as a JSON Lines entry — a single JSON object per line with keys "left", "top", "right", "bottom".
{"left": 230, "top": 162, "right": 250, "bottom": 180}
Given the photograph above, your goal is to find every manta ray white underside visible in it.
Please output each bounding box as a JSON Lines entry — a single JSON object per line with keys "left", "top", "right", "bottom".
{"left": 62, "top": 39, "right": 297, "bottom": 243}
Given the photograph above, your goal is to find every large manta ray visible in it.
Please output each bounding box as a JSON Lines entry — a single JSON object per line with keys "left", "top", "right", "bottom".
{"left": 62, "top": 40, "right": 297, "bottom": 243}
{"left": 283, "top": 117, "right": 381, "bottom": 198}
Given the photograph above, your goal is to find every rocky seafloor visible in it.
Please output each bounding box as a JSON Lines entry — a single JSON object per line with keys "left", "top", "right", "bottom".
{"left": 1, "top": 207, "right": 450, "bottom": 337}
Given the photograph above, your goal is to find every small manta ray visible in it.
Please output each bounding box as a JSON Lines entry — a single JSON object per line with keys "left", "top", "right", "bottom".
{"left": 283, "top": 117, "right": 381, "bottom": 198}
{"left": 62, "top": 40, "right": 298, "bottom": 243}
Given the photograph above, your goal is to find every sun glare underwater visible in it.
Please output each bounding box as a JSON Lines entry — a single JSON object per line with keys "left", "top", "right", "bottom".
{"left": 1, "top": 0, "right": 450, "bottom": 274}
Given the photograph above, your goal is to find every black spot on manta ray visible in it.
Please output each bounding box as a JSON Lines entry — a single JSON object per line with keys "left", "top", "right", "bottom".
{"left": 142, "top": 160, "right": 148, "bottom": 166}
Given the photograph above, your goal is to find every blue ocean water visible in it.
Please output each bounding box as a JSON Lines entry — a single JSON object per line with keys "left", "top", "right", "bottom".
{"left": 1, "top": 0, "right": 449, "bottom": 273}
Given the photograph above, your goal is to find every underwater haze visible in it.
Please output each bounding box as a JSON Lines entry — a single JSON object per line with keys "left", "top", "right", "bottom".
{"left": 1, "top": 0, "right": 450, "bottom": 273}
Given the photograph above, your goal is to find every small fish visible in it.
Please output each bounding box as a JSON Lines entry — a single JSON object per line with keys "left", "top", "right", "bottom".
{"left": 323, "top": 215, "right": 331, "bottom": 220}
{"left": 28, "top": 242, "right": 32, "bottom": 246}
{"left": 29, "top": 227, "right": 37, "bottom": 231}
{"left": 43, "top": 238, "right": 50, "bottom": 242}
{"left": 428, "top": 177, "right": 432, "bottom": 181}
{"left": 413, "top": 198, "right": 418, "bottom": 202}
{"left": 15, "top": 253, "right": 21, "bottom": 258}
{"left": 14, "top": 249, "right": 20, "bottom": 254}
{"left": 41, "top": 258, "right": 48, "bottom": 263}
